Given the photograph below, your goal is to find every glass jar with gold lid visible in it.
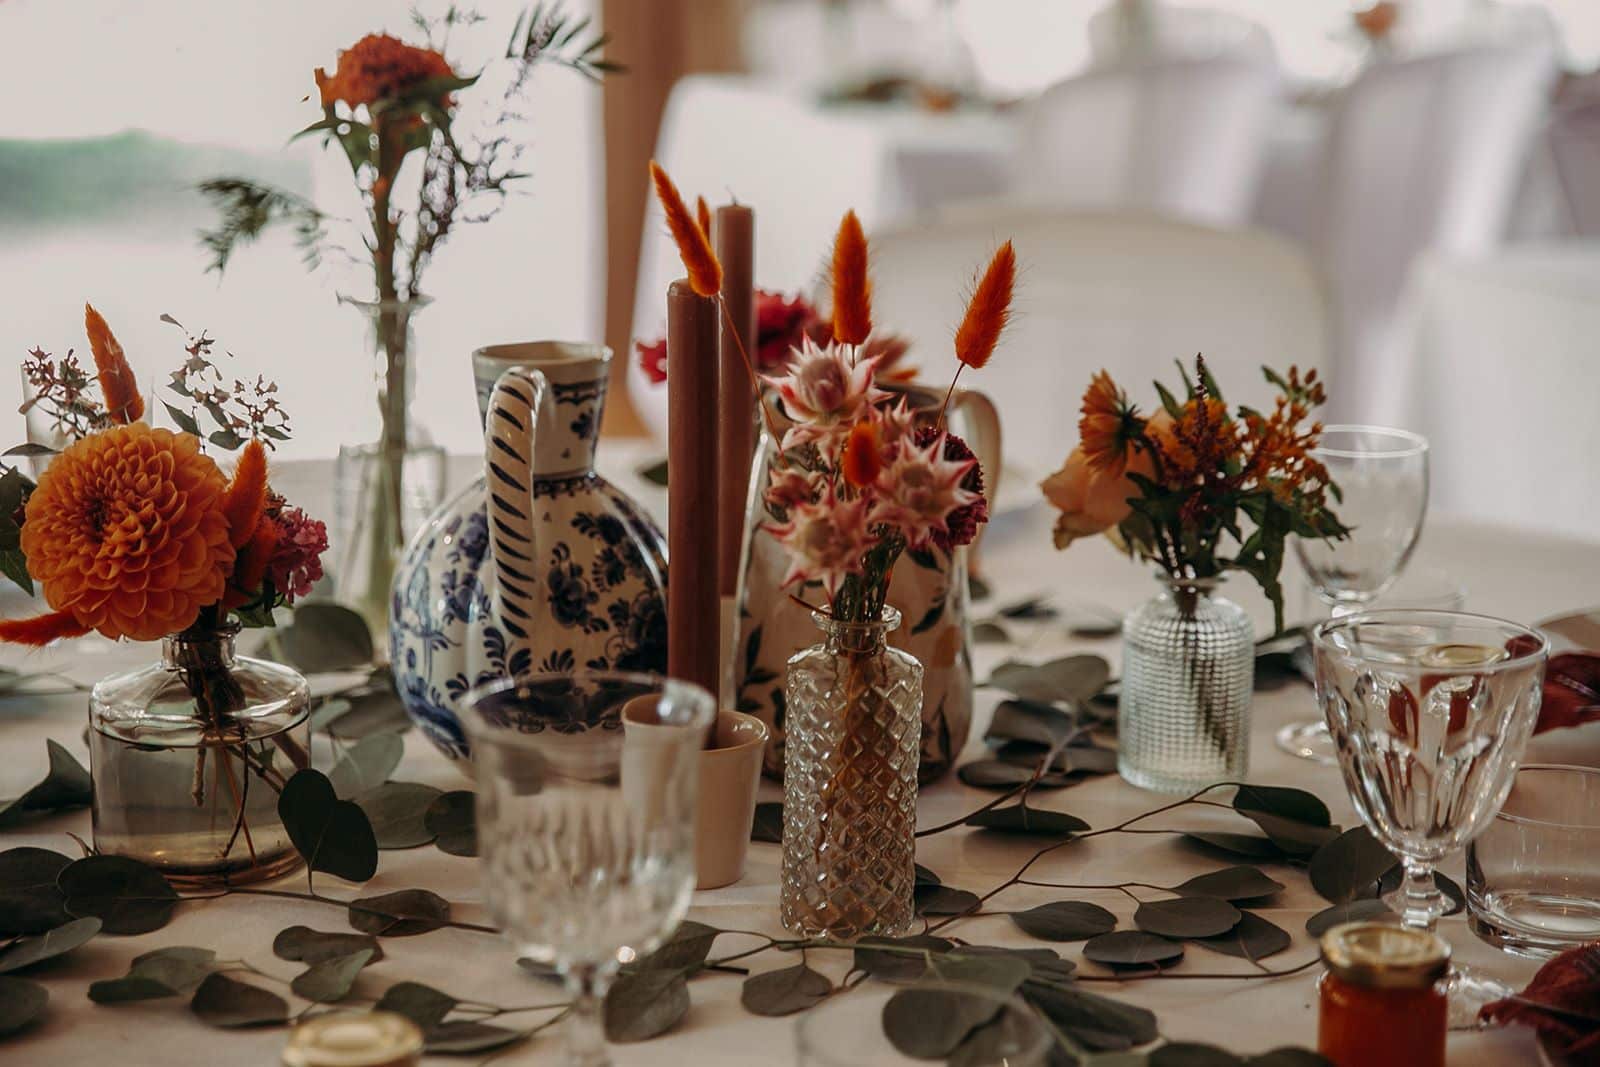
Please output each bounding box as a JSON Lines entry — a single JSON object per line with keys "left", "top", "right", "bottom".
{"left": 1317, "top": 922, "right": 1449, "bottom": 1067}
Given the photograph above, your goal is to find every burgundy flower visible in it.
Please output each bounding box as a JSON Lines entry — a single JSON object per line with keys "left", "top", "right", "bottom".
{"left": 266, "top": 507, "right": 329, "bottom": 602}
{"left": 912, "top": 427, "right": 989, "bottom": 551}
{"left": 756, "top": 290, "right": 825, "bottom": 371}
{"left": 635, "top": 338, "right": 668, "bottom": 386}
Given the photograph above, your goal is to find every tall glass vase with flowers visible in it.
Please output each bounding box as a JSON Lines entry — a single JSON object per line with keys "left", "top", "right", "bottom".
{"left": 197, "top": 8, "right": 616, "bottom": 638}
{"left": 1043, "top": 359, "right": 1349, "bottom": 793}
{"left": 0, "top": 306, "right": 329, "bottom": 886}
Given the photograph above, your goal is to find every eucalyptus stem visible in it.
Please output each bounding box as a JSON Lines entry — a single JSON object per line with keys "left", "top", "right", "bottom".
{"left": 222, "top": 886, "right": 501, "bottom": 936}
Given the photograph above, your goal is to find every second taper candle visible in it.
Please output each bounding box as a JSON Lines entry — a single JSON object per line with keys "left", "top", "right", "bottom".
{"left": 666, "top": 278, "right": 721, "bottom": 696}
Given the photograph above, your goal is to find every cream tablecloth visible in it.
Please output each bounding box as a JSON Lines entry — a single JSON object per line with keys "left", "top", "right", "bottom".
{"left": 3, "top": 444, "right": 1598, "bottom": 1065}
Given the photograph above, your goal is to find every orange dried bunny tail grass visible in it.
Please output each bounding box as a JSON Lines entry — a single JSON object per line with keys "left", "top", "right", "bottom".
{"left": 954, "top": 240, "right": 1016, "bottom": 370}
{"left": 224, "top": 518, "right": 279, "bottom": 610}
{"left": 696, "top": 195, "right": 713, "bottom": 242}
{"left": 840, "top": 419, "right": 883, "bottom": 488}
{"left": 222, "top": 439, "right": 270, "bottom": 549}
{"left": 84, "top": 303, "right": 144, "bottom": 424}
{"left": 0, "top": 610, "right": 90, "bottom": 646}
{"left": 650, "top": 161, "right": 721, "bottom": 298}
{"left": 830, "top": 210, "right": 872, "bottom": 346}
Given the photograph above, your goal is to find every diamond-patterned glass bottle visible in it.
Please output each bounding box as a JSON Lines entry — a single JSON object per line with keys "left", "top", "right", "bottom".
{"left": 1119, "top": 577, "right": 1253, "bottom": 794}
{"left": 781, "top": 607, "right": 923, "bottom": 939}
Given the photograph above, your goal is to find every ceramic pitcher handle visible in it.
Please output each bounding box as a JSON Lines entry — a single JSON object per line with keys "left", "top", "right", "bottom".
{"left": 950, "top": 387, "right": 1003, "bottom": 504}
{"left": 484, "top": 366, "right": 548, "bottom": 658}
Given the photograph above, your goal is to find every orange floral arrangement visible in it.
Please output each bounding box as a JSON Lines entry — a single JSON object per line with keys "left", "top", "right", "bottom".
{"left": 314, "top": 33, "right": 457, "bottom": 109}
{"left": 1042, "top": 357, "right": 1348, "bottom": 631}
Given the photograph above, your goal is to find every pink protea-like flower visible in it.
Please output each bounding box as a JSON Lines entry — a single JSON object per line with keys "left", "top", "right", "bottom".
{"left": 765, "top": 483, "right": 875, "bottom": 595}
{"left": 765, "top": 467, "right": 819, "bottom": 512}
{"left": 913, "top": 427, "right": 989, "bottom": 550}
{"left": 873, "top": 431, "right": 981, "bottom": 549}
{"left": 266, "top": 506, "right": 329, "bottom": 602}
{"left": 876, "top": 397, "right": 919, "bottom": 450}
{"left": 764, "top": 337, "right": 887, "bottom": 458}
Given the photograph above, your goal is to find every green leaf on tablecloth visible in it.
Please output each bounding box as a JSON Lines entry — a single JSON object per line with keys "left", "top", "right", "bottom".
{"left": 424, "top": 791, "right": 478, "bottom": 857}
{"left": 1231, "top": 804, "right": 1338, "bottom": 858}
{"left": 0, "top": 847, "right": 72, "bottom": 936}
{"left": 315, "top": 677, "right": 412, "bottom": 739}
{"left": 998, "top": 597, "right": 1059, "bottom": 621}
{"left": 604, "top": 968, "right": 689, "bottom": 1042}
{"left": 852, "top": 935, "right": 954, "bottom": 981}
{"left": 984, "top": 655, "right": 1110, "bottom": 704}
{"left": 0, "top": 741, "right": 92, "bottom": 828}
{"left": 1244, "top": 1048, "right": 1335, "bottom": 1066}
{"left": 1181, "top": 832, "right": 1287, "bottom": 861}
{"left": 952, "top": 946, "right": 1077, "bottom": 988}
{"left": 328, "top": 733, "right": 405, "bottom": 797}
{"left": 638, "top": 458, "right": 669, "bottom": 486}
{"left": 750, "top": 801, "right": 783, "bottom": 843}
{"left": 290, "top": 948, "right": 375, "bottom": 1003}
{"left": 1173, "top": 866, "right": 1284, "bottom": 902}
{"left": 968, "top": 804, "right": 1088, "bottom": 837}
{"left": 1373, "top": 866, "right": 1466, "bottom": 918}
{"left": 915, "top": 883, "right": 980, "bottom": 916}
{"left": 1232, "top": 784, "right": 1330, "bottom": 827}
{"left": 91, "top": 948, "right": 218, "bottom": 1002}
{"left": 973, "top": 621, "right": 1011, "bottom": 644}
{"left": 1304, "top": 899, "right": 1395, "bottom": 938}
{"left": 884, "top": 986, "right": 1006, "bottom": 1060}
{"left": 1082, "top": 931, "right": 1185, "bottom": 967}
{"left": 273, "top": 926, "right": 383, "bottom": 966}
{"left": 278, "top": 768, "right": 379, "bottom": 884}
{"left": 357, "top": 782, "right": 443, "bottom": 850}
{"left": 190, "top": 972, "right": 287, "bottom": 1028}
{"left": 1309, "top": 827, "right": 1397, "bottom": 905}
{"left": 1009, "top": 901, "right": 1116, "bottom": 942}
{"left": 0, "top": 916, "right": 99, "bottom": 973}
{"left": 1134, "top": 898, "right": 1241, "bottom": 939}
{"left": 1149, "top": 1043, "right": 1244, "bottom": 1066}
{"left": 986, "top": 699, "right": 1078, "bottom": 746}
{"left": 914, "top": 863, "right": 942, "bottom": 887}
{"left": 969, "top": 574, "right": 992, "bottom": 602}
{"left": 308, "top": 698, "right": 353, "bottom": 733}
{"left": 375, "top": 980, "right": 457, "bottom": 1028}
{"left": 1190, "top": 912, "right": 1292, "bottom": 962}
{"left": 423, "top": 1020, "right": 527, "bottom": 1054}
{"left": 1021, "top": 983, "right": 1159, "bottom": 1050}
{"left": 0, "top": 976, "right": 48, "bottom": 1037}
{"left": 741, "top": 964, "right": 832, "bottom": 1017}
{"left": 58, "top": 855, "right": 179, "bottom": 935}
{"left": 928, "top": 952, "right": 1032, "bottom": 994}
{"left": 278, "top": 603, "right": 374, "bottom": 673}
{"left": 957, "top": 760, "right": 1072, "bottom": 791}
{"left": 632, "top": 921, "right": 720, "bottom": 972}
{"left": 347, "top": 889, "right": 451, "bottom": 937}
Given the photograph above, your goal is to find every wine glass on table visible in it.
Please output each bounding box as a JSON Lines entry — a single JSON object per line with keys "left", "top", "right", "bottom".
{"left": 462, "top": 671, "right": 714, "bottom": 1067}
{"left": 1311, "top": 609, "right": 1548, "bottom": 1027}
{"left": 1277, "top": 425, "right": 1430, "bottom": 763}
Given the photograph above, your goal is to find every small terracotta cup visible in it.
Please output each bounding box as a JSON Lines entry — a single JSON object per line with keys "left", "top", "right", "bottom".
{"left": 620, "top": 696, "right": 767, "bottom": 890}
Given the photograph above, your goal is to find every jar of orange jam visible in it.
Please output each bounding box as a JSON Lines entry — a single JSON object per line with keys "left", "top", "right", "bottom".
{"left": 1317, "top": 922, "right": 1449, "bottom": 1067}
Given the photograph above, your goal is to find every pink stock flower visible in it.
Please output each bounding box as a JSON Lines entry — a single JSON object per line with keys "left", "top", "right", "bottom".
{"left": 873, "top": 431, "right": 980, "bottom": 550}
{"left": 265, "top": 506, "right": 329, "bottom": 602}
{"left": 765, "top": 483, "right": 875, "bottom": 595}
{"left": 764, "top": 338, "right": 887, "bottom": 458}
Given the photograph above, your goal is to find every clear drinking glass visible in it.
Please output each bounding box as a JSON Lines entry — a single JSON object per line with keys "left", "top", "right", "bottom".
{"left": 462, "top": 671, "right": 714, "bottom": 1067}
{"left": 1311, "top": 610, "right": 1549, "bottom": 1026}
{"left": 794, "top": 982, "right": 1051, "bottom": 1066}
{"left": 1279, "top": 426, "right": 1430, "bottom": 762}
{"left": 1467, "top": 764, "right": 1600, "bottom": 957}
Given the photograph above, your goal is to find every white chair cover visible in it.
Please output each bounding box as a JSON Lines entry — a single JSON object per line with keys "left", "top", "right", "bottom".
{"left": 1087, "top": 1, "right": 1276, "bottom": 69}
{"left": 1013, "top": 57, "right": 1279, "bottom": 226}
{"left": 1317, "top": 44, "right": 1556, "bottom": 421}
{"left": 865, "top": 209, "right": 1326, "bottom": 479}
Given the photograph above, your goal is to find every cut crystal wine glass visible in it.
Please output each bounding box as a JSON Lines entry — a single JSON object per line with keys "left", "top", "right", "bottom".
{"left": 462, "top": 671, "right": 714, "bottom": 1067}
{"left": 1311, "top": 610, "right": 1548, "bottom": 1027}
{"left": 1279, "top": 425, "right": 1430, "bottom": 762}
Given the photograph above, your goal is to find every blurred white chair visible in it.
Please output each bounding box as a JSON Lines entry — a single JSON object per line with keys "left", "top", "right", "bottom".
{"left": 1316, "top": 44, "right": 1556, "bottom": 421}
{"left": 1013, "top": 57, "right": 1279, "bottom": 226}
{"left": 1087, "top": 1, "right": 1276, "bottom": 69}
{"left": 866, "top": 209, "right": 1326, "bottom": 478}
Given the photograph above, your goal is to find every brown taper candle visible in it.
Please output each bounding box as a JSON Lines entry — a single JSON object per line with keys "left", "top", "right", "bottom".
{"left": 667, "top": 278, "right": 721, "bottom": 695}
{"left": 714, "top": 203, "right": 756, "bottom": 596}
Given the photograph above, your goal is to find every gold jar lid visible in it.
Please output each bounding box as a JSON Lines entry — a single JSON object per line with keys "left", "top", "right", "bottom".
{"left": 282, "top": 1011, "right": 423, "bottom": 1067}
{"left": 1320, "top": 922, "right": 1450, "bottom": 990}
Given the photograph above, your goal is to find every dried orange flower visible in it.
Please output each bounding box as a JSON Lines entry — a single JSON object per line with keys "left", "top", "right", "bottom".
{"left": 1078, "top": 371, "right": 1144, "bottom": 475}
{"left": 953, "top": 240, "right": 1015, "bottom": 370}
{"left": 20, "top": 424, "right": 235, "bottom": 641}
{"left": 315, "top": 34, "right": 456, "bottom": 109}
{"left": 830, "top": 210, "right": 872, "bottom": 346}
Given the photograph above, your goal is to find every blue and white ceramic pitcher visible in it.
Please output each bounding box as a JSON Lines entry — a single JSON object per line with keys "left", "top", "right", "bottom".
{"left": 389, "top": 342, "right": 668, "bottom": 760}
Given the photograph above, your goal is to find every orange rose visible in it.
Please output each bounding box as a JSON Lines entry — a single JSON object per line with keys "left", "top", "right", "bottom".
{"left": 1040, "top": 445, "right": 1152, "bottom": 548}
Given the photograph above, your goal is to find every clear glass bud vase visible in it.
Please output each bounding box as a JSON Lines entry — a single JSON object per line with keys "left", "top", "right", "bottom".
{"left": 88, "top": 625, "right": 312, "bottom": 887}
{"left": 1118, "top": 577, "right": 1254, "bottom": 794}
{"left": 781, "top": 607, "right": 923, "bottom": 939}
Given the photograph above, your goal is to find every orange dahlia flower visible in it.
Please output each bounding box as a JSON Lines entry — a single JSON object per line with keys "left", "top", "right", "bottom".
{"left": 315, "top": 34, "right": 456, "bottom": 109}
{"left": 21, "top": 424, "right": 235, "bottom": 641}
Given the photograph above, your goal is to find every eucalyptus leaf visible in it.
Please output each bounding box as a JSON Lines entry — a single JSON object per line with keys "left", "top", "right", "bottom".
{"left": 1021, "top": 984, "right": 1159, "bottom": 1050}
{"left": 751, "top": 802, "right": 783, "bottom": 843}
{"left": 1191, "top": 911, "right": 1292, "bottom": 961}
{"left": 190, "top": 972, "right": 288, "bottom": 1028}
{"left": 1234, "top": 812, "right": 1339, "bottom": 858}
{"left": 88, "top": 974, "right": 184, "bottom": 1004}
{"left": 1173, "top": 866, "right": 1284, "bottom": 902}
{"left": 986, "top": 700, "right": 1077, "bottom": 746}
{"left": 929, "top": 952, "right": 1032, "bottom": 993}
{"left": 0, "top": 741, "right": 92, "bottom": 828}
{"left": 999, "top": 597, "right": 1060, "bottom": 620}
{"left": 634, "top": 921, "right": 720, "bottom": 971}
{"left": 915, "top": 863, "right": 942, "bottom": 887}
{"left": 328, "top": 734, "right": 405, "bottom": 798}
{"left": 1309, "top": 827, "right": 1397, "bottom": 905}
{"left": 424, "top": 791, "right": 478, "bottom": 857}
{"left": 915, "top": 884, "right": 981, "bottom": 917}
{"left": 348, "top": 889, "right": 451, "bottom": 937}
{"left": 0, "top": 443, "right": 56, "bottom": 458}
{"left": 0, "top": 976, "right": 47, "bottom": 1036}
{"left": 883, "top": 987, "right": 1004, "bottom": 1059}
{"left": 1149, "top": 1043, "right": 1243, "bottom": 1066}
{"left": 89, "top": 947, "right": 218, "bottom": 1003}
{"left": 323, "top": 682, "right": 411, "bottom": 739}
{"left": 0, "top": 916, "right": 100, "bottom": 973}
{"left": 1010, "top": 901, "right": 1117, "bottom": 942}
{"left": 58, "top": 855, "right": 178, "bottom": 935}
{"left": 273, "top": 926, "right": 383, "bottom": 966}
{"left": 1181, "top": 832, "right": 1286, "bottom": 861}
{"left": 1135, "top": 897, "right": 1241, "bottom": 939}
{"left": 1304, "top": 899, "right": 1396, "bottom": 938}
{"left": 986, "top": 655, "right": 1110, "bottom": 704}
{"left": 957, "top": 760, "right": 1072, "bottom": 791}
{"left": 423, "top": 1020, "right": 526, "bottom": 1054}
{"left": 741, "top": 964, "right": 831, "bottom": 1017}
{"left": 279, "top": 603, "right": 374, "bottom": 673}
{"left": 278, "top": 769, "right": 379, "bottom": 884}
{"left": 604, "top": 968, "right": 689, "bottom": 1042}
{"left": 638, "top": 458, "right": 669, "bottom": 486}
{"left": 376, "top": 980, "right": 457, "bottom": 1029}
{"left": 290, "top": 948, "right": 375, "bottom": 1003}
{"left": 1232, "top": 785, "right": 1330, "bottom": 828}
{"left": 357, "top": 782, "right": 443, "bottom": 850}
{"left": 1245, "top": 1048, "right": 1335, "bottom": 1066}
{"left": 0, "top": 847, "right": 72, "bottom": 936}
{"left": 973, "top": 621, "right": 1011, "bottom": 644}
{"left": 968, "top": 804, "right": 1089, "bottom": 837}
{"left": 852, "top": 935, "right": 953, "bottom": 980}
{"left": 1082, "top": 931, "right": 1185, "bottom": 966}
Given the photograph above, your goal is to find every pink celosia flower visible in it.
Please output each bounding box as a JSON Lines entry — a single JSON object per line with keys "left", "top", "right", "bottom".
{"left": 873, "top": 431, "right": 981, "bottom": 549}
{"left": 766, "top": 467, "right": 819, "bottom": 512}
{"left": 764, "top": 338, "right": 887, "bottom": 459}
{"left": 266, "top": 506, "right": 329, "bottom": 602}
{"left": 764, "top": 483, "right": 875, "bottom": 595}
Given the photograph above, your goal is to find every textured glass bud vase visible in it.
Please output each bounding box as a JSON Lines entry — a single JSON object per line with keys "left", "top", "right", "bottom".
{"left": 1118, "top": 578, "right": 1253, "bottom": 794}
{"left": 89, "top": 625, "right": 312, "bottom": 887}
{"left": 781, "top": 607, "right": 923, "bottom": 939}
